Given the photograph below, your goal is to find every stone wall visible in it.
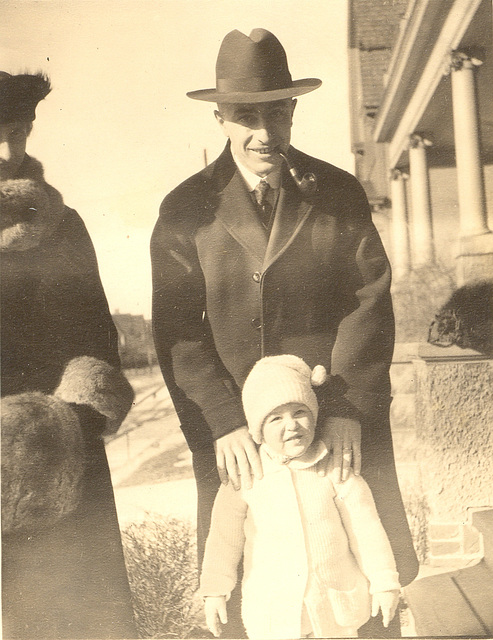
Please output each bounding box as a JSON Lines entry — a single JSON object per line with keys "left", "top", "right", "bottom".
{"left": 390, "top": 344, "right": 420, "bottom": 491}
{"left": 413, "top": 349, "right": 493, "bottom": 522}
{"left": 391, "top": 343, "right": 493, "bottom": 524}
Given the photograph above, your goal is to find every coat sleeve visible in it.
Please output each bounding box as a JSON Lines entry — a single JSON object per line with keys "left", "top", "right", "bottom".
{"left": 50, "top": 209, "right": 132, "bottom": 435}
{"left": 325, "top": 178, "right": 394, "bottom": 422}
{"left": 199, "top": 483, "right": 247, "bottom": 598}
{"left": 151, "top": 202, "right": 246, "bottom": 447}
{"left": 333, "top": 470, "right": 401, "bottom": 594}
{"left": 55, "top": 208, "right": 121, "bottom": 369}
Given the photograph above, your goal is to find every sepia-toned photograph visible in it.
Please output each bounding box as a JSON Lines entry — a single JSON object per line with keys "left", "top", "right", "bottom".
{"left": 1, "top": 1, "right": 492, "bottom": 638}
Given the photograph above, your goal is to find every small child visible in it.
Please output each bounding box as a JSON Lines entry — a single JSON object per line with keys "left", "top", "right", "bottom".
{"left": 200, "top": 355, "right": 401, "bottom": 639}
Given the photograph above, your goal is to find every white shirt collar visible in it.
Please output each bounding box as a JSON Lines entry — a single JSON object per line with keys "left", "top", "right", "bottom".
{"left": 232, "top": 154, "right": 281, "bottom": 192}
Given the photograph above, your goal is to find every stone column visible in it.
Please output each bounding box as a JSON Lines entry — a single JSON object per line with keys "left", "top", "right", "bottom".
{"left": 390, "top": 169, "right": 411, "bottom": 279}
{"left": 450, "top": 51, "right": 490, "bottom": 237}
{"left": 409, "top": 134, "right": 435, "bottom": 266}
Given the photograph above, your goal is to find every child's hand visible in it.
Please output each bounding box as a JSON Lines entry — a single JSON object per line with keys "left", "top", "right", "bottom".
{"left": 371, "top": 589, "right": 400, "bottom": 628}
{"left": 204, "top": 595, "right": 228, "bottom": 637}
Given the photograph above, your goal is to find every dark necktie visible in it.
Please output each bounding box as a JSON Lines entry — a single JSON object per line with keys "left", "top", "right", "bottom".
{"left": 253, "top": 180, "right": 273, "bottom": 230}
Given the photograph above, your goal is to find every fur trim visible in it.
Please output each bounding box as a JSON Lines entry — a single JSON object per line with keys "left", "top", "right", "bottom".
{"left": 0, "top": 157, "right": 64, "bottom": 252}
{"left": 1, "top": 392, "right": 84, "bottom": 535}
{"left": 16, "top": 155, "right": 45, "bottom": 182}
{"left": 54, "top": 356, "right": 134, "bottom": 435}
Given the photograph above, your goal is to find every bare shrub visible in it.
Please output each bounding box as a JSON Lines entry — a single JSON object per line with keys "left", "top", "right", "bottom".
{"left": 392, "top": 263, "right": 456, "bottom": 343}
{"left": 402, "top": 489, "right": 430, "bottom": 565}
{"left": 428, "top": 280, "right": 493, "bottom": 355}
{"left": 122, "top": 516, "right": 201, "bottom": 638}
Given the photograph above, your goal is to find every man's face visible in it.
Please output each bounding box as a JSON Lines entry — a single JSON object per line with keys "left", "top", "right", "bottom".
{"left": 0, "top": 122, "right": 29, "bottom": 180}
{"left": 215, "top": 99, "right": 296, "bottom": 177}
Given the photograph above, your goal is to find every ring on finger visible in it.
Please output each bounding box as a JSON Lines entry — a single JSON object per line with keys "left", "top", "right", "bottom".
{"left": 342, "top": 447, "right": 352, "bottom": 453}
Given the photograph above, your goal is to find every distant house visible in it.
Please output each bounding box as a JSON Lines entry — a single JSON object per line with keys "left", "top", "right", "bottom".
{"left": 112, "top": 313, "right": 157, "bottom": 369}
{"left": 348, "top": 0, "right": 493, "bottom": 285}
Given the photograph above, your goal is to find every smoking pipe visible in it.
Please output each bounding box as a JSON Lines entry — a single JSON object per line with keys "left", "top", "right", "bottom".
{"left": 278, "top": 151, "right": 317, "bottom": 194}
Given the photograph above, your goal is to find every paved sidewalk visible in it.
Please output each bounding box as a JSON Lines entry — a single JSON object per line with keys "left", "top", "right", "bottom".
{"left": 104, "top": 370, "right": 197, "bottom": 529}
{"left": 112, "top": 478, "right": 197, "bottom": 528}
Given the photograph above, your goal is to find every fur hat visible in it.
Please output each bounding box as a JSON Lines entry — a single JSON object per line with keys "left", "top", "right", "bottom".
{"left": 0, "top": 72, "right": 51, "bottom": 124}
{"left": 187, "top": 29, "right": 321, "bottom": 103}
{"left": 242, "top": 355, "right": 327, "bottom": 444}
{"left": 55, "top": 356, "right": 134, "bottom": 435}
{"left": 1, "top": 392, "right": 85, "bottom": 535}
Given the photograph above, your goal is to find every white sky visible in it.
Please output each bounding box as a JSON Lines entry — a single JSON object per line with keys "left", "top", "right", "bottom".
{"left": 1, "top": 0, "right": 353, "bottom": 318}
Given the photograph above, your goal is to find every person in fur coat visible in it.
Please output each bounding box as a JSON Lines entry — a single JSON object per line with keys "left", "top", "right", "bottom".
{"left": 1, "top": 71, "right": 137, "bottom": 639}
{"left": 200, "top": 356, "right": 401, "bottom": 639}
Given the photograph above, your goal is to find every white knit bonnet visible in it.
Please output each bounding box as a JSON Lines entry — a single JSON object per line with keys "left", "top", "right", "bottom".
{"left": 242, "top": 354, "right": 327, "bottom": 444}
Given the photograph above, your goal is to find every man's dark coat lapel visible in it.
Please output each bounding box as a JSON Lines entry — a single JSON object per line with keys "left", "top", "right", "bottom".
{"left": 263, "top": 178, "right": 314, "bottom": 270}
{"left": 214, "top": 168, "right": 268, "bottom": 261}
{"left": 211, "top": 146, "right": 315, "bottom": 268}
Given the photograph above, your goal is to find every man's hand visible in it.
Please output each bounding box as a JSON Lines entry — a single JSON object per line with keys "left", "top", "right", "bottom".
{"left": 371, "top": 589, "right": 400, "bottom": 628}
{"left": 320, "top": 416, "right": 361, "bottom": 483}
{"left": 214, "top": 427, "right": 263, "bottom": 490}
{"left": 204, "top": 596, "right": 228, "bottom": 638}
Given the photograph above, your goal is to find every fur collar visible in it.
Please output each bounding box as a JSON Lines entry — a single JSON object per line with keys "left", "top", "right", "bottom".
{"left": 0, "top": 155, "right": 65, "bottom": 252}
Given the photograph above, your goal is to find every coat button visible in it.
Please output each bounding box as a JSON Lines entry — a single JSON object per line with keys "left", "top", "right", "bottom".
{"left": 251, "top": 318, "right": 262, "bottom": 330}
{"left": 252, "top": 271, "right": 261, "bottom": 283}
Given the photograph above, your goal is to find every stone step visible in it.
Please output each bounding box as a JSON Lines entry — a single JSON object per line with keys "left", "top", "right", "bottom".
{"left": 428, "top": 521, "right": 483, "bottom": 566}
{"left": 471, "top": 508, "right": 493, "bottom": 570}
{"left": 404, "top": 560, "right": 493, "bottom": 636}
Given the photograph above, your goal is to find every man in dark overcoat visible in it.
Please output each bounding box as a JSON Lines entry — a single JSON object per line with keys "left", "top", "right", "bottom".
{"left": 1, "top": 72, "right": 137, "bottom": 639}
{"left": 151, "top": 29, "right": 418, "bottom": 637}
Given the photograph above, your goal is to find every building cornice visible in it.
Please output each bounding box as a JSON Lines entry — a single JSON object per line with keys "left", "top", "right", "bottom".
{"left": 373, "top": 0, "right": 483, "bottom": 168}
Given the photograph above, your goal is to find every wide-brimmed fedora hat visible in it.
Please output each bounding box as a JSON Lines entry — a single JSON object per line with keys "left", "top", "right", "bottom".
{"left": 187, "top": 29, "right": 321, "bottom": 103}
{"left": 0, "top": 72, "right": 51, "bottom": 124}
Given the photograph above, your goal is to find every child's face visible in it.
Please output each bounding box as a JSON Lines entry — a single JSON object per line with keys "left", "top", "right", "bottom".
{"left": 262, "top": 402, "right": 316, "bottom": 458}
